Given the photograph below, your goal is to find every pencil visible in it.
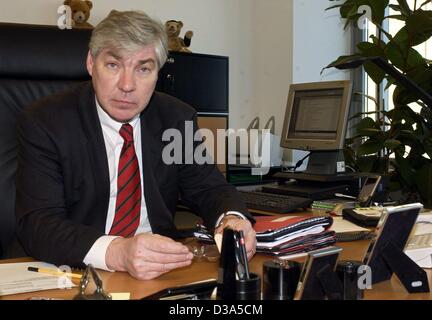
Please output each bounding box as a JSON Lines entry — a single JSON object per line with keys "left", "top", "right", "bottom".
{"left": 27, "top": 266, "right": 82, "bottom": 279}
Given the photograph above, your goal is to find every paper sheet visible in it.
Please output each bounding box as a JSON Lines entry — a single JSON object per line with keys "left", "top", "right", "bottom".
{"left": 0, "top": 262, "right": 76, "bottom": 296}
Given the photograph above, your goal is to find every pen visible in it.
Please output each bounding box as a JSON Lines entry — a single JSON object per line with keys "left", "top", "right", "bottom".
{"left": 238, "top": 230, "right": 250, "bottom": 280}
{"left": 233, "top": 232, "right": 246, "bottom": 280}
{"left": 27, "top": 266, "right": 82, "bottom": 279}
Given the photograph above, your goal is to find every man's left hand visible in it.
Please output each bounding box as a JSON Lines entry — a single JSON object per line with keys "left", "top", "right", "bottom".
{"left": 214, "top": 216, "right": 256, "bottom": 260}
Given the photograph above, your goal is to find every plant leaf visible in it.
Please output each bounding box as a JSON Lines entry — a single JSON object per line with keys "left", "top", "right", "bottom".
{"left": 420, "top": 0, "right": 432, "bottom": 9}
{"left": 326, "top": 4, "right": 344, "bottom": 11}
{"left": 395, "top": 153, "right": 416, "bottom": 185}
{"left": 406, "top": 10, "right": 432, "bottom": 46}
{"left": 358, "top": 128, "right": 383, "bottom": 137}
{"left": 386, "top": 27, "right": 426, "bottom": 70}
{"left": 356, "top": 155, "right": 380, "bottom": 172}
{"left": 383, "top": 139, "right": 402, "bottom": 150}
{"left": 364, "top": 61, "right": 387, "bottom": 84}
{"left": 396, "top": 0, "right": 413, "bottom": 16}
{"left": 384, "top": 14, "right": 407, "bottom": 21}
{"left": 357, "top": 139, "right": 384, "bottom": 156}
{"left": 414, "top": 162, "right": 432, "bottom": 206}
{"left": 356, "top": 116, "right": 381, "bottom": 131}
{"left": 322, "top": 54, "right": 361, "bottom": 74}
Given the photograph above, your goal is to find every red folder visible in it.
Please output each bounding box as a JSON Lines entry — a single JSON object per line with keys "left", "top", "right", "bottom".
{"left": 254, "top": 215, "right": 333, "bottom": 240}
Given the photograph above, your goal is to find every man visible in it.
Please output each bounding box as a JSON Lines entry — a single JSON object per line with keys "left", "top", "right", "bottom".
{"left": 15, "top": 10, "right": 256, "bottom": 280}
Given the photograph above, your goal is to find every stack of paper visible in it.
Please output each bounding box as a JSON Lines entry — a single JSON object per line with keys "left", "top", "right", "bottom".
{"left": 254, "top": 215, "right": 336, "bottom": 256}
{"left": 0, "top": 262, "right": 76, "bottom": 296}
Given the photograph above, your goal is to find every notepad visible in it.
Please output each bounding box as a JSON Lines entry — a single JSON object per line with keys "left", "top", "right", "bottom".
{"left": 0, "top": 262, "right": 76, "bottom": 296}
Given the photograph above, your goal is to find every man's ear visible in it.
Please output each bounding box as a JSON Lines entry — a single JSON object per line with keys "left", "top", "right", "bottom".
{"left": 86, "top": 51, "right": 94, "bottom": 76}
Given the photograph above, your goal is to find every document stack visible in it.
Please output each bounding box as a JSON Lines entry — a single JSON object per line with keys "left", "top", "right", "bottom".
{"left": 254, "top": 215, "right": 336, "bottom": 256}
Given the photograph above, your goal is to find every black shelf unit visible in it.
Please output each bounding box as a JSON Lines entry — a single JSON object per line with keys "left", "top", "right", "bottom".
{"left": 156, "top": 51, "right": 229, "bottom": 115}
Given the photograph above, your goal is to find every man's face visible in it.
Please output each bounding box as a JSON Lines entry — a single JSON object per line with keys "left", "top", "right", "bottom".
{"left": 86, "top": 45, "right": 159, "bottom": 123}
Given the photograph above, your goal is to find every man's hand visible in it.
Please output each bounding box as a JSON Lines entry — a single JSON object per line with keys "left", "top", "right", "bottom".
{"left": 214, "top": 216, "right": 256, "bottom": 260}
{"left": 105, "top": 233, "right": 193, "bottom": 280}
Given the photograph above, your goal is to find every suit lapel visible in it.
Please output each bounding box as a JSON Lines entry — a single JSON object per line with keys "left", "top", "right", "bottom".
{"left": 77, "top": 82, "right": 110, "bottom": 230}
{"left": 140, "top": 96, "right": 174, "bottom": 232}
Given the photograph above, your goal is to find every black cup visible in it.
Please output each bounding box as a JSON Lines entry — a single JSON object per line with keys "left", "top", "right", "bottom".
{"left": 336, "top": 260, "right": 364, "bottom": 300}
{"left": 262, "top": 260, "right": 301, "bottom": 300}
{"left": 236, "top": 273, "right": 261, "bottom": 300}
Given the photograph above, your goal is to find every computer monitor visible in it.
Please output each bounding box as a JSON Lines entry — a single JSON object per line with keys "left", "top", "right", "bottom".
{"left": 280, "top": 80, "right": 353, "bottom": 175}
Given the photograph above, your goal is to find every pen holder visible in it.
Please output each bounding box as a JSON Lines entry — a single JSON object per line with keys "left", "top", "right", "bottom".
{"left": 336, "top": 260, "right": 364, "bottom": 300}
{"left": 236, "top": 273, "right": 261, "bottom": 300}
{"left": 262, "top": 260, "right": 301, "bottom": 300}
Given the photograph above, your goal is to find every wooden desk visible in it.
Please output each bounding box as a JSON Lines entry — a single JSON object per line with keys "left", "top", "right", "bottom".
{"left": 2, "top": 240, "right": 432, "bottom": 300}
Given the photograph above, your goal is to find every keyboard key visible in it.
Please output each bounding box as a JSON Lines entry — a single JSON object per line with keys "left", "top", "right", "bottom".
{"left": 238, "top": 190, "right": 312, "bottom": 214}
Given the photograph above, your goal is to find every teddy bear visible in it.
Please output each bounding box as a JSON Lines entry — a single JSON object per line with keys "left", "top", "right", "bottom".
{"left": 165, "top": 20, "right": 193, "bottom": 53}
{"left": 63, "top": 0, "right": 93, "bottom": 29}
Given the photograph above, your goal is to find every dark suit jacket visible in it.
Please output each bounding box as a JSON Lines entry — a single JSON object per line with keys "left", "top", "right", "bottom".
{"left": 14, "top": 81, "right": 251, "bottom": 267}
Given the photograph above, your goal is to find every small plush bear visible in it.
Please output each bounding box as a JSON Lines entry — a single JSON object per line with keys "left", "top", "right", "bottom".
{"left": 64, "top": 0, "right": 93, "bottom": 28}
{"left": 165, "top": 20, "right": 193, "bottom": 52}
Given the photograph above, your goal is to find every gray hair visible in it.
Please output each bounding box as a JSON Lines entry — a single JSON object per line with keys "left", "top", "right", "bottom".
{"left": 89, "top": 10, "right": 168, "bottom": 69}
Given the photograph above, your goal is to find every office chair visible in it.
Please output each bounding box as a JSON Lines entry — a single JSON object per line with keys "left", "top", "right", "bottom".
{"left": 0, "top": 23, "right": 92, "bottom": 257}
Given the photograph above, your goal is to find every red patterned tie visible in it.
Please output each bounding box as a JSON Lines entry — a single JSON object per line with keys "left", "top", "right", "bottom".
{"left": 109, "top": 124, "right": 141, "bottom": 237}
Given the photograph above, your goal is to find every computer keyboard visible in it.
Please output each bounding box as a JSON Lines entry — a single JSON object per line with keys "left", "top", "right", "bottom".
{"left": 238, "top": 190, "right": 312, "bottom": 214}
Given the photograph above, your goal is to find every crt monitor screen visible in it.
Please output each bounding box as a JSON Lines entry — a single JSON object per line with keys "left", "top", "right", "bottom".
{"left": 280, "top": 80, "right": 352, "bottom": 151}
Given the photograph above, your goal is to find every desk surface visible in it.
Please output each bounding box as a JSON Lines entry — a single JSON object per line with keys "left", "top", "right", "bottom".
{"left": 1, "top": 240, "right": 432, "bottom": 300}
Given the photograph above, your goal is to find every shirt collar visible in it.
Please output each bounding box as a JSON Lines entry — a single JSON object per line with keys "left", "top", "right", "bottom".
{"left": 95, "top": 97, "right": 140, "bottom": 136}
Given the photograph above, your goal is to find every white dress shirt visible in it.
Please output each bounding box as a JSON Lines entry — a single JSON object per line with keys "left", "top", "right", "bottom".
{"left": 83, "top": 100, "right": 151, "bottom": 270}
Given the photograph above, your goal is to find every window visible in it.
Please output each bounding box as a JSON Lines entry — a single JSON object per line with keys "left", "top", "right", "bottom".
{"left": 362, "top": 0, "right": 432, "bottom": 115}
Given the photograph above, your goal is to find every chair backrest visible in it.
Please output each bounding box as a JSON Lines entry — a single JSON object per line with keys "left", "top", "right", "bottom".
{"left": 0, "top": 23, "right": 92, "bottom": 257}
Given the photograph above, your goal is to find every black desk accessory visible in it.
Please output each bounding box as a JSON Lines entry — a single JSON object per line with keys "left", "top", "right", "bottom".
{"left": 363, "top": 203, "right": 429, "bottom": 293}
{"left": 217, "top": 228, "right": 260, "bottom": 300}
{"left": 217, "top": 228, "right": 237, "bottom": 300}
{"left": 294, "top": 246, "right": 344, "bottom": 300}
{"left": 342, "top": 208, "right": 381, "bottom": 227}
{"left": 262, "top": 182, "right": 349, "bottom": 200}
{"left": 142, "top": 279, "right": 217, "bottom": 300}
{"left": 73, "top": 264, "right": 111, "bottom": 300}
{"left": 336, "top": 260, "right": 364, "bottom": 300}
{"left": 263, "top": 260, "right": 301, "bottom": 300}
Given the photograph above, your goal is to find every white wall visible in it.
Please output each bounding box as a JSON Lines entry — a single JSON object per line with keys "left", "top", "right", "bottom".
{"left": 0, "top": 0, "right": 350, "bottom": 159}
{"left": 293, "top": 0, "right": 352, "bottom": 83}
{"left": 0, "top": 0, "right": 282, "bottom": 132}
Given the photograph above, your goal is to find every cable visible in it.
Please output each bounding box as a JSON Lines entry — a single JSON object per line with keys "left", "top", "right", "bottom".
{"left": 291, "top": 152, "right": 310, "bottom": 172}
{"left": 344, "top": 165, "right": 356, "bottom": 172}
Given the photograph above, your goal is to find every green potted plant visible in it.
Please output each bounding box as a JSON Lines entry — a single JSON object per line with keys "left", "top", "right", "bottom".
{"left": 324, "top": 0, "right": 432, "bottom": 206}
